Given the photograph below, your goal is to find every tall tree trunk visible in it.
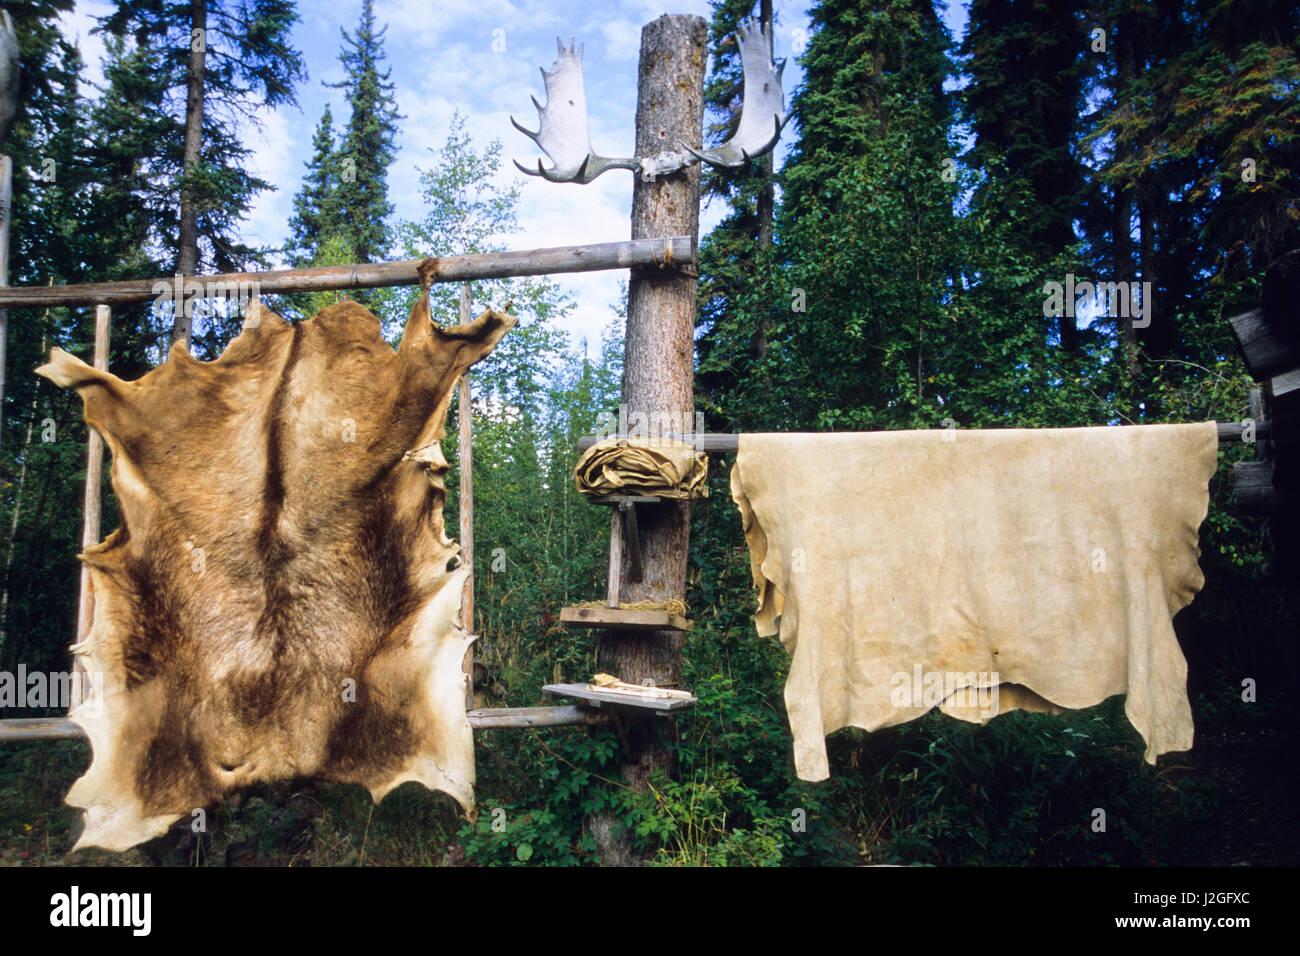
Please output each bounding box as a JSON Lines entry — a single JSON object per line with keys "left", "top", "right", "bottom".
{"left": 0, "top": 154, "right": 11, "bottom": 446}
{"left": 1138, "top": 176, "right": 1156, "bottom": 332}
{"left": 1056, "top": 210, "right": 1081, "bottom": 353}
{"left": 752, "top": 0, "right": 775, "bottom": 364}
{"left": 1114, "top": 7, "right": 1138, "bottom": 383}
{"left": 174, "top": 0, "right": 207, "bottom": 351}
{"left": 756, "top": 0, "right": 774, "bottom": 252}
{"left": 595, "top": 14, "right": 705, "bottom": 801}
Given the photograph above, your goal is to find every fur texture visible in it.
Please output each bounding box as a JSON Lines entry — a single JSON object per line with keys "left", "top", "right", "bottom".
{"left": 37, "top": 289, "right": 514, "bottom": 851}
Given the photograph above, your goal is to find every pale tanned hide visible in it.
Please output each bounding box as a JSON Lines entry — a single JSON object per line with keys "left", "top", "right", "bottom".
{"left": 37, "top": 278, "right": 514, "bottom": 852}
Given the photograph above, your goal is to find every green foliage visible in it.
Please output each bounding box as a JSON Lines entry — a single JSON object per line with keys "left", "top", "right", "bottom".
{"left": 456, "top": 459, "right": 858, "bottom": 868}
{"left": 1192, "top": 667, "right": 1286, "bottom": 733}
{"left": 458, "top": 732, "right": 619, "bottom": 867}
{"left": 842, "top": 702, "right": 1195, "bottom": 866}
{"left": 322, "top": 0, "right": 402, "bottom": 266}
{"left": 94, "top": 0, "right": 305, "bottom": 276}
{"left": 0, "top": 0, "right": 1296, "bottom": 870}
{"left": 458, "top": 672, "right": 858, "bottom": 868}
{"left": 685, "top": 0, "right": 1297, "bottom": 870}
{"left": 640, "top": 674, "right": 854, "bottom": 866}
{"left": 281, "top": 233, "right": 358, "bottom": 319}
{"left": 1087, "top": 8, "right": 1300, "bottom": 280}
{"left": 287, "top": 103, "right": 344, "bottom": 266}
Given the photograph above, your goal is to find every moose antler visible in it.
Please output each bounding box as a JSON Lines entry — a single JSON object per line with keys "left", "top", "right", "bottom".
{"left": 682, "top": 17, "right": 787, "bottom": 168}
{"left": 511, "top": 21, "right": 787, "bottom": 184}
{"left": 511, "top": 38, "right": 639, "bottom": 185}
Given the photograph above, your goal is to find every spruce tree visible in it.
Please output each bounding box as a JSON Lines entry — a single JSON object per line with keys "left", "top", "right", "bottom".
{"left": 695, "top": 0, "right": 781, "bottom": 424}
{"left": 701, "top": 0, "right": 964, "bottom": 431}
{"left": 287, "top": 103, "right": 344, "bottom": 265}
{"left": 97, "top": 0, "right": 306, "bottom": 350}
{"left": 961, "top": 0, "right": 1088, "bottom": 351}
{"left": 327, "top": 0, "right": 401, "bottom": 265}
{"left": 1084, "top": 0, "right": 1300, "bottom": 375}
{"left": 0, "top": 3, "right": 114, "bottom": 672}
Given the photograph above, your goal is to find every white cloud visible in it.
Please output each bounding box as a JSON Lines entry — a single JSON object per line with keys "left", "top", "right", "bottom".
{"left": 58, "top": 0, "right": 112, "bottom": 90}
{"left": 56, "top": 0, "right": 810, "bottom": 351}
{"left": 243, "top": 109, "right": 296, "bottom": 256}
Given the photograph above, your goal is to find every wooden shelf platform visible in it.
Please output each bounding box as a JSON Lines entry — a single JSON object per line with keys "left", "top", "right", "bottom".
{"left": 543, "top": 683, "right": 697, "bottom": 714}
{"left": 560, "top": 605, "right": 692, "bottom": 632}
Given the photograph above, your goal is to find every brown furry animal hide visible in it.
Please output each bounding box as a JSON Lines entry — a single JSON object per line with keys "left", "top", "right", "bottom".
{"left": 37, "top": 284, "right": 514, "bottom": 851}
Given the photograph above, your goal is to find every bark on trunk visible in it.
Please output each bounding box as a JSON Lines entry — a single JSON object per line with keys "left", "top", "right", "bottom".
{"left": 753, "top": 0, "right": 775, "bottom": 363}
{"left": 174, "top": 0, "right": 207, "bottom": 351}
{"left": 756, "top": 0, "right": 774, "bottom": 253}
{"left": 594, "top": 14, "right": 705, "bottom": 798}
{"left": 1114, "top": 10, "right": 1138, "bottom": 382}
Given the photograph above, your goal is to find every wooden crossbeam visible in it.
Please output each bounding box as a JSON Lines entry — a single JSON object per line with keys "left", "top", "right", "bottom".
{"left": 0, "top": 706, "right": 610, "bottom": 744}
{"left": 0, "top": 237, "right": 695, "bottom": 309}
{"left": 578, "top": 422, "right": 1273, "bottom": 453}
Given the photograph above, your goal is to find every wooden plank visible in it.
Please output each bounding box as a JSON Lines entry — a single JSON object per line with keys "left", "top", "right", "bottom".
{"left": 580, "top": 424, "right": 1270, "bottom": 453}
{"left": 561, "top": 606, "right": 692, "bottom": 632}
{"left": 1272, "top": 368, "right": 1300, "bottom": 400}
{"left": 543, "top": 683, "right": 696, "bottom": 713}
{"left": 623, "top": 500, "right": 643, "bottom": 583}
{"left": 1230, "top": 308, "right": 1300, "bottom": 382}
{"left": 0, "top": 237, "right": 695, "bottom": 309}
{"left": 1270, "top": 371, "right": 1300, "bottom": 453}
{"left": 75, "top": 304, "right": 111, "bottom": 643}
{"left": 1234, "top": 461, "right": 1279, "bottom": 514}
{"left": 606, "top": 508, "right": 623, "bottom": 608}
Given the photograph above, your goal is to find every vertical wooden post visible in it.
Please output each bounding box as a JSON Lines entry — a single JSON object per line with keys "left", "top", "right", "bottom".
{"left": 0, "top": 153, "right": 11, "bottom": 441}
{"left": 606, "top": 509, "right": 624, "bottom": 608}
{"left": 595, "top": 14, "right": 706, "bottom": 790}
{"left": 458, "top": 284, "right": 475, "bottom": 708}
{"left": 76, "top": 304, "right": 111, "bottom": 642}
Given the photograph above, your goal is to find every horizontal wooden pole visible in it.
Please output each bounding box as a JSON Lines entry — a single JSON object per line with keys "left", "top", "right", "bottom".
{"left": 0, "top": 706, "right": 608, "bottom": 744}
{"left": 467, "top": 705, "right": 610, "bottom": 729}
{"left": 577, "top": 422, "right": 1273, "bottom": 453}
{"left": 0, "top": 717, "right": 85, "bottom": 742}
{"left": 578, "top": 433, "right": 740, "bottom": 453}
{"left": 0, "top": 237, "right": 695, "bottom": 309}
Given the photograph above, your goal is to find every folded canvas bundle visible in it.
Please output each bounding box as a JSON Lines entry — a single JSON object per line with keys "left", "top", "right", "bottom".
{"left": 730, "top": 424, "right": 1219, "bottom": 781}
{"left": 574, "top": 437, "right": 709, "bottom": 499}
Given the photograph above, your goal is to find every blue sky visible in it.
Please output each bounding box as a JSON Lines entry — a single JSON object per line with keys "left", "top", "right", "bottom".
{"left": 59, "top": 0, "right": 970, "bottom": 351}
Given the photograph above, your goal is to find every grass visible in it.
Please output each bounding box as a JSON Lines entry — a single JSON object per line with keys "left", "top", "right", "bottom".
{"left": 0, "top": 741, "right": 464, "bottom": 867}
